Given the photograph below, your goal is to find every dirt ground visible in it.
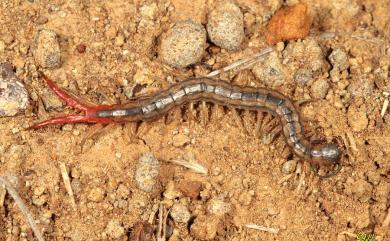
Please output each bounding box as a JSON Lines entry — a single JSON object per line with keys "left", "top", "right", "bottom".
{"left": 0, "top": 0, "right": 389, "bottom": 240}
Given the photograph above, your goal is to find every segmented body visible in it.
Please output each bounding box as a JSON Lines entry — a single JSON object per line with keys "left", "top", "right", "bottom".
{"left": 93, "top": 78, "right": 340, "bottom": 164}
{"left": 31, "top": 74, "right": 341, "bottom": 166}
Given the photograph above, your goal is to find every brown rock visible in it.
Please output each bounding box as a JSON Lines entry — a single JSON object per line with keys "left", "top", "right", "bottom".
{"left": 190, "top": 214, "right": 220, "bottom": 240}
{"left": 266, "top": 3, "right": 312, "bottom": 45}
{"left": 178, "top": 180, "right": 202, "bottom": 198}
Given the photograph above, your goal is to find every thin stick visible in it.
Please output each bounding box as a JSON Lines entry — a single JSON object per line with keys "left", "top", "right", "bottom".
{"left": 244, "top": 223, "right": 279, "bottom": 234}
{"left": 165, "top": 159, "right": 208, "bottom": 175}
{"left": 0, "top": 175, "right": 45, "bottom": 241}
{"left": 381, "top": 92, "right": 389, "bottom": 118}
{"left": 59, "top": 162, "right": 76, "bottom": 209}
{"left": 205, "top": 47, "right": 274, "bottom": 77}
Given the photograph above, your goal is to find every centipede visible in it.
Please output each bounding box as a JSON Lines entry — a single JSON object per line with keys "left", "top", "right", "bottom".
{"left": 30, "top": 72, "right": 342, "bottom": 177}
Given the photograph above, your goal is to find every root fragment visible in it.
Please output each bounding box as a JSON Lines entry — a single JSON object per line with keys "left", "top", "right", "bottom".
{"left": 0, "top": 174, "right": 45, "bottom": 241}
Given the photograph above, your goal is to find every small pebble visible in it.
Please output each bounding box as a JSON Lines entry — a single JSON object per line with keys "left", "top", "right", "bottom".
{"left": 41, "top": 89, "right": 64, "bottom": 111}
{"left": 0, "top": 63, "right": 29, "bottom": 117}
{"left": 347, "top": 107, "right": 368, "bottom": 132}
{"left": 114, "top": 33, "right": 125, "bottom": 47}
{"left": 133, "top": 69, "right": 154, "bottom": 85}
{"left": 347, "top": 77, "right": 374, "bottom": 97}
{"left": 238, "top": 191, "right": 254, "bottom": 206}
{"left": 105, "top": 220, "right": 125, "bottom": 239}
{"left": 329, "top": 48, "right": 349, "bottom": 82}
{"left": 283, "top": 38, "right": 325, "bottom": 75}
{"left": 2, "top": 33, "right": 14, "bottom": 45}
{"left": 140, "top": 3, "right": 158, "bottom": 20}
{"left": 33, "top": 186, "right": 46, "bottom": 196}
{"left": 87, "top": 187, "right": 105, "bottom": 202}
{"left": 178, "top": 180, "right": 202, "bottom": 198}
{"left": 207, "top": 1, "right": 244, "bottom": 50}
{"left": 116, "top": 184, "right": 130, "bottom": 199}
{"left": 163, "top": 181, "right": 182, "bottom": 200}
{"left": 310, "top": 78, "right": 330, "bottom": 99}
{"left": 32, "top": 195, "right": 47, "bottom": 206}
{"left": 34, "top": 29, "right": 61, "bottom": 68}
{"left": 320, "top": 199, "right": 335, "bottom": 215}
{"left": 207, "top": 198, "right": 231, "bottom": 216}
{"left": 75, "top": 44, "right": 86, "bottom": 53}
{"left": 135, "top": 153, "right": 160, "bottom": 192}
{"left": 170, "top": 202, "right": 191, "bottom": 223}
{"left": 294, "top": 68, "right": 313, "bottom": 86}
{"left": 281, "top": 159, "right": 297, "bottom": 174}
{"left": 329, "top": 49, "right": 349, "bottom": 71}
{"left": 190, "top": 214, "right": 220, "bottom": 240}
{"left": 70, "top": 178, "right": 82, "bottom": 195}
{"left": 172, "top": 133, "right": 190, "bottom": 147}
{"left": 159, "top": 20, "right": 206, "bottom": 68}
{"left": 266, "top": 3, "right": 312, "bottom": 45}
{"left": 252, "top": 52, "right": 286, "bottom": 87}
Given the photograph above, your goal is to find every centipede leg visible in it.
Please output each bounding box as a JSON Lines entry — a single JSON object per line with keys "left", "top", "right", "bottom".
{"left": 231, "top": 108, "right": 247, "bottom": 135}
{"left": 80, "top": 123, "right": 106, "bottom": 151}
{"left": 262, "top": 125, "right": 282, "bottom": 145}
{"left": 200, "top": 101, "right": 209, "bottom": 127}
{"left": 295, "top": 99, "right": 317, "bottom": 107}
{"left": 262, "top": 115, "right": 279, "bottom": 134}
{"left": 254, "top": 112, "right": 263, "bottom": 137}
{"left": 211, "top": 104, "right": 223, "bottom": 124}
{"left": 187, "top": 102, "right": 197, "bottom": 125}
{"left": 242, "top": 109, "right": 255, "bottom": 136}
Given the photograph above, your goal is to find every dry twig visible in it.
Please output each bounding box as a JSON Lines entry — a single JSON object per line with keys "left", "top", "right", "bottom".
{"left": 166, "top": 158, "right": 208, "bottom": 175}
{"left": 205, "top": 47, "right": 274, "bottom": 77}
{"left": 244, "top": 223, "right": 279, "bottom": 234}
{"left": 59, "top": 162, "right": 76, "bottom": 209}
{"left": 381, "top": 92, "right": 389, "bottom": 118}
{"left": 0, "top": 175, "right": 45, "bottom": 241}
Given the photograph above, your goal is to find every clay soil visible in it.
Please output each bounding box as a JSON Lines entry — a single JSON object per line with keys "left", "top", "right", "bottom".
{"left": 0, "top": 0, "right": 389, "bottom": 241}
